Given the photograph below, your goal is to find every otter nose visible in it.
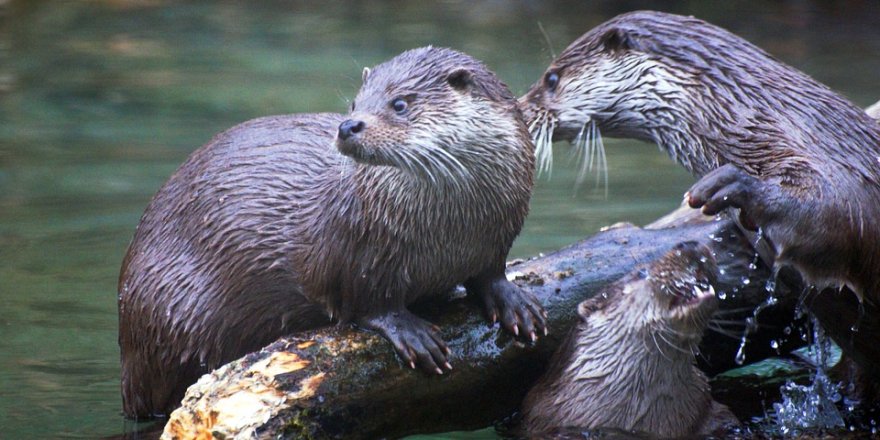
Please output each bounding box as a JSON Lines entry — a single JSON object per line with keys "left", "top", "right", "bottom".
{"left": 338, "top": 119, "right": 365, "bottom": 141}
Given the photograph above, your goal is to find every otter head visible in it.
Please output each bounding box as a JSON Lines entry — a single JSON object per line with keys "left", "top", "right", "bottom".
{"left": 578, "top": 240, "right": 719, "bottom": 350}
{"left": 521, "top": 11, "right": 744, "bottom": 174}
{"left": 336, "top": 46, "right": 528, "bottom": 186}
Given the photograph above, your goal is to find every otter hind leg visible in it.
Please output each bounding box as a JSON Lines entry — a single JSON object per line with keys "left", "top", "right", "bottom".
{"left": 466, "top": 271, "right": 548, "bottom": 341}
{"left": 356, "top": 310, "right": 451, "bottom": 374}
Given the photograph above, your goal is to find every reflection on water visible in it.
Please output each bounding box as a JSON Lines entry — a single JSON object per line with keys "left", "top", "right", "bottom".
{"left": 0, "top": 1, "right": 878, "bottom": 438}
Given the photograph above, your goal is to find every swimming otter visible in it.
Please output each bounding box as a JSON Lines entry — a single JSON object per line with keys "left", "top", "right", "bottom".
{"left": 119, "top": 46, "right": 545, "bottom": 419}
{"left": 520, "top": 10, "right": 880, "bottom": 391}
{"left": 522, "top": 241, "right": 738, "bottom": 438}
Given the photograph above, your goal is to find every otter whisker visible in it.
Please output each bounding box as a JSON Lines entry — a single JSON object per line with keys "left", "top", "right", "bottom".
{"left": 430, "top": 143, "right": 472, "bottom": 181}
{"left": 571, "top": 120, "right": 590, "bottom": 189}
{"left": 712, "top": 307, "right": 757, "bottom": 315}
{"left": 709, "top": 319, "right": 749, "bottom": 327}
{"left": 532, "top": 112, "right": 556, "bottom": 178}
{"left": 650, "top": 331, "right": 673, "bottom": 361}
{"left": 707, "top": 324, "right": 742, "bottom": 340}
{"left": 656, "top": 329, "right": 694, "bottom": 355}
{"left": 396, "top": 147, "right": 440, "bottom": 186}
{"left": 592, "top": 120, "right": 609, "bottom": 198}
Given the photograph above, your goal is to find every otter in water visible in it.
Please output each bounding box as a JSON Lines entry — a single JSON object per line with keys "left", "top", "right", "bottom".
{"left": 522, "top": 241, "right": 738, "bottom": 438}
{"left": 520, "top": 10, "right": 880, "bottom": 391}
{"left": 119, "top": 46, "right": 546, "bottom": 418}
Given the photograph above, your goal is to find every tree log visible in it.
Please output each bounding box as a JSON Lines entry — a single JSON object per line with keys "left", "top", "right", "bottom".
{"left": 160, "top": 206, "right": 803, "bottom": 439}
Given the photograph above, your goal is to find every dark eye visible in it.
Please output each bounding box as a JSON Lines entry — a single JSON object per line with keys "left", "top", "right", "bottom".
{"left": 391, "top": 98, "right": 407, "bottom": 114}
{"left": 545, "top": 71, "right": 560, "bottom": 91}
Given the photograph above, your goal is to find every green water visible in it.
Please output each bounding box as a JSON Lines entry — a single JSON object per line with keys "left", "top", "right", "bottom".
{"left": 1, "top": 1, "right": 878, "bottom": 438}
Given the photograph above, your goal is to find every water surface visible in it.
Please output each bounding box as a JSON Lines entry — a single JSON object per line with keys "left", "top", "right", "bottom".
{"left": 1, "top": 1, "right": 878, "bottom": 438}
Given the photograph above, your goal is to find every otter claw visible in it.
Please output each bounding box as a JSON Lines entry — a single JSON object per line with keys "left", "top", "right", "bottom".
{"left": 356, "top": 311, "right": 450, "bottom": 375}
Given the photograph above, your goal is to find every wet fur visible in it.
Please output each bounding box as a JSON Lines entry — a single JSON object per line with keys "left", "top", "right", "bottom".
{"left": 522, "top": 243, "right": 737, "bottom": 437}
{"left": 119, "top": 47, "right": 535, "bottom": 418}
{"left": 521, "top": 10, "right": 880, "bottom": 381}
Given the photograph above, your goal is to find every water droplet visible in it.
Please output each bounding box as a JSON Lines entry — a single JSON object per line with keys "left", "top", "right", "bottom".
{"left": 734, "top": 344, "right": 746, "bottom": 365}
{"left": 719, "top": 268, "right": 726, "bottom": 275}
{"left": 717, "top": 291, "right": 727, "bottom": 300}
{"left": 741, "top": 276, "right": 751, "bottom": 285}
{"left": 748, "top": 262, "right": 758, "bottom": 270}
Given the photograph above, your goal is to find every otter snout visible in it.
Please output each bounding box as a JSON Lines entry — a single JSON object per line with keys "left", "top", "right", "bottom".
{"left": 337, "top": 118, "right": 366, "bottom": 158}
{"left": 338, "top": 119, "right": 365, "bottom": 141}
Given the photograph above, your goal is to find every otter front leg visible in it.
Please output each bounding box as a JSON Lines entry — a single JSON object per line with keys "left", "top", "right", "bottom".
{"left": 356, "top": 310, "right": 452, "bottom": 375}
{"left": 467, "top": 271, "right": 548, "bottom": 341}
{"left": 686, "top": 164, "right": 771, "bottom": 230}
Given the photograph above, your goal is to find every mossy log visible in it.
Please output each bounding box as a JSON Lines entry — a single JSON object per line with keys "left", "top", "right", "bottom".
{"left": 161, "top": 207, "right": 801, "bottom": 440}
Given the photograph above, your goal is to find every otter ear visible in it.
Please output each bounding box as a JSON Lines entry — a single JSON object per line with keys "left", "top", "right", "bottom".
{"left": 447, "top": 68, "right": 473, "bottom": 91}
{"left": 600, "top": 28, "right": 638, "bottom": 53}
{"left": 577, "top": 297, "right": 603, "bottom": 322}
{"left": 362, "top": 67, "right": 371, "bottom": 83}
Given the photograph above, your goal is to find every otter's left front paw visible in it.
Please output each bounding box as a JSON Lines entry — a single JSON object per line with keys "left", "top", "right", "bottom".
{"left": 477, "top": 279, "right": 547, "bottom": 341}
{"left": 687, "top": 164, "right": 762, "bottom": 230}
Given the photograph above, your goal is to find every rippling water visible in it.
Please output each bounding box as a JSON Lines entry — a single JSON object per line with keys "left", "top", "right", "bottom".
{"left": 1, "top": 1, "right": 878, "bottom": 438}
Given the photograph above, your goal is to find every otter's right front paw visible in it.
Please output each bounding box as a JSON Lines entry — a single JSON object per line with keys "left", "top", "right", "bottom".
{"left": 356, "top": 311, "right": 452, "bottom": 375}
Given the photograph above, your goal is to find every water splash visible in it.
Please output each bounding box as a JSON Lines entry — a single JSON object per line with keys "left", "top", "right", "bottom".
{"left": 732, "top": 263, "right": 779, "bottom": 365}
{"left": 771, "top": 316, "right": 845, "bottom": 434}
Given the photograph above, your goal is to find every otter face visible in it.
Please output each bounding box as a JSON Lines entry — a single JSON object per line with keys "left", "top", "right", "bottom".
{"left": 335, "top": 46, "right": 523, "bottom": 186}
{"left": 520, "top": 21, "right": 693, "bottom": 174}
{"left": 577, "top": 241, "right": 718, "bottom": 349}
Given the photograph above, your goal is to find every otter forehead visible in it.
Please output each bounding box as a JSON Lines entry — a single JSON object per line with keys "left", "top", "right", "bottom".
{"left": 355, "top": 46, "right": 514, "bottom": 109}
{"left": 555, "top": 10, "right": 771, "bottom": 74}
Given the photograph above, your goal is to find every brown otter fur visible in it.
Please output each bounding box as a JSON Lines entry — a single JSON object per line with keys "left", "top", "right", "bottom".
{"left": 119, "top": 47, "right": 545, "bottom": 419}
{"left": 522, "top": 241, "right": 738, "bottom": 438}
{"left": 520, "top": 10, "right": 880, "bottom": 393}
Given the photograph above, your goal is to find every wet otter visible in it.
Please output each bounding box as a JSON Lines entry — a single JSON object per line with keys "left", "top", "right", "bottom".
{"left": 119, "top": 46, "right": 546, "bottom": 419}
{"left": 520, "top": 10, "right": 880, "bottom": 391}
{"left": 522, "top": 241, "right": 738, "bottom": 438}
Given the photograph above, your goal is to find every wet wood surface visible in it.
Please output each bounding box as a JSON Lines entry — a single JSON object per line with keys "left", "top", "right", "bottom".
{"left": 160, "top": 207, "right": 802, "bottom": 439}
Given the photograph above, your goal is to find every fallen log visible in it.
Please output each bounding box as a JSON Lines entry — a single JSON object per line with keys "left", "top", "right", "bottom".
{"left": 160, "top": 206, "right": 803, "bottom": 439}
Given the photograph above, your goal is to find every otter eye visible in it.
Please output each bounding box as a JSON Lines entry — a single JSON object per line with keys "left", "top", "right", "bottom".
{"left": 391, "top": 98, "right": 408, "bottom": 114}
{"left": 545, "top": 71, "right": 560, "bottom": 91}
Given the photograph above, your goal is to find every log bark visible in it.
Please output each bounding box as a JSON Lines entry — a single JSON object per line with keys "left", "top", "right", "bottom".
{"left": 160, "top": 207, "right": 803, "bottom": 440}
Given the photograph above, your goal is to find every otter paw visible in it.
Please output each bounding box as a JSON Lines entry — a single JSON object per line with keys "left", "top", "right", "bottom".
{"left": 687, "top": 164, "right": 761, "bottom": 230}
{"left": 356, "top": 311, "right": 451, "bottom": 375}
{"left": 478, "top": 279, "right": 548, "bottom": 342}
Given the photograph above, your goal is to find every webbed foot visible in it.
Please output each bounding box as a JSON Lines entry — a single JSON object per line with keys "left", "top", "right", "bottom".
{"left": 357, "top": 310, "right": 451, "bottom": 374}
{"left": 472, "top": 277, "right": 547, "bottom": 341}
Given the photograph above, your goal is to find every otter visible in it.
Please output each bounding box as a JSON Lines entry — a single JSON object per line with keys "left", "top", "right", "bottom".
{"left": 118, "top": 46, "right": 546, "bottom": 419}
{"left": 522, "top": 241, "right": 738, "bottom": 438}
{"left": 520, "top": 10, "right": 880, "bottom": 394}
